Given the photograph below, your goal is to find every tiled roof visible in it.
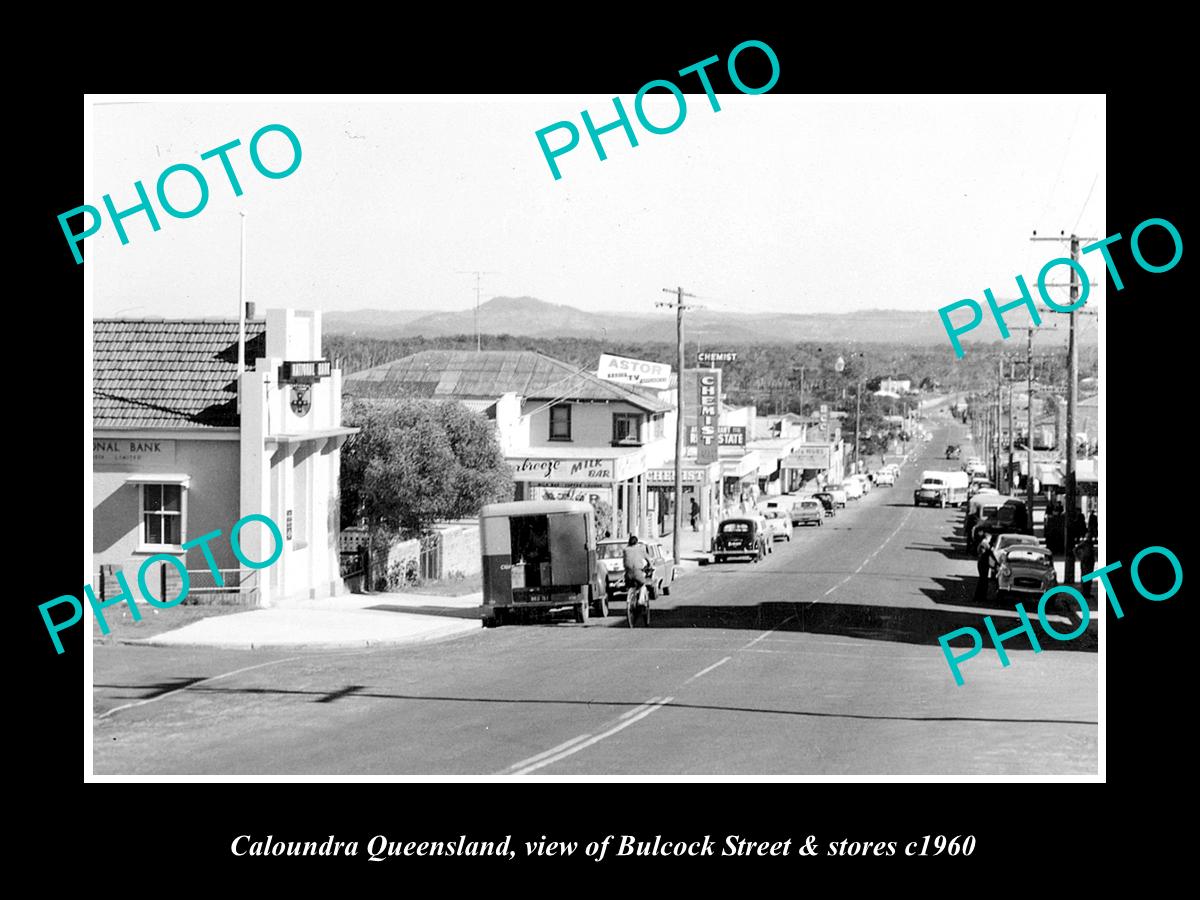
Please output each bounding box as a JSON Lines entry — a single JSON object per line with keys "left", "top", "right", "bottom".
{"left": 344, "top": 350, "right": 672, "bottom": 413}
{"left": 93, "top": 319, "right": 267, "bottom": 429}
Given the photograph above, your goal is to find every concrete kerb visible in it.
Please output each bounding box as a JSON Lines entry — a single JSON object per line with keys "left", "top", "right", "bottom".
{"left": 126, "top": 596, "right": 485, "bottom": 651}
{"left": 124, "top": 619, "right": 480, "bottom": 652}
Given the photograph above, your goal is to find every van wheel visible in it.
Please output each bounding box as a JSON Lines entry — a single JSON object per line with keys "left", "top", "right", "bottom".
{"left": 574, "top": 602, "right": 589, "bottom": 625}
{"left": 594, "top": 591, "right": 609, "bottom": 618}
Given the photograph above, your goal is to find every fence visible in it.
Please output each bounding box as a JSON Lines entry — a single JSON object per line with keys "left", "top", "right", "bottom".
{"left": 342, "top": 520, "right": 479, "bottom": 592}
{"left": 94, "top": 564, "right": 260, "bottom": 606}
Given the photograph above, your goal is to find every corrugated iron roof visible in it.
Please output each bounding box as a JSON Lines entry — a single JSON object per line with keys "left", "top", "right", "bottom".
{"left": 93, "top": 319, "right": 267, "bottom": 429}
{"left": 344, "top": 350, "right": 672, "bottom": 413}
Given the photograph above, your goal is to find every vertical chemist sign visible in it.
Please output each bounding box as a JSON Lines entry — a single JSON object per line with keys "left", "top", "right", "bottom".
{"left": 696, "top": 368, "right": 722, "bottom": 464}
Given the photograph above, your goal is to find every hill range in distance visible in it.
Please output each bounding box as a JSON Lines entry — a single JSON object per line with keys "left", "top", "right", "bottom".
{"left": 323, "top": 296, "right": 1094, "bottom": 346}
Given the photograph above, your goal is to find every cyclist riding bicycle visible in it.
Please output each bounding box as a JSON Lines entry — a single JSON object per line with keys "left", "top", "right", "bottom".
{"left": 622, "top": 534, "right": 654, "bottom": 597}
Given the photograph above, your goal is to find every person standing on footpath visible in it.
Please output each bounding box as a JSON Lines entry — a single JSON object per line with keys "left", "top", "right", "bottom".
{"left": 1076, "top": 533, "right": 1097, "bottom": 601}
{"left": 689, "top": 497, "right": 699, "bottom": 532}
{"left": 974, "top": 536, "right": 997, "bottom": 603}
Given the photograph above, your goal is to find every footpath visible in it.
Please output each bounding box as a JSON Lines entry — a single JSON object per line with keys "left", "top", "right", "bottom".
{"left": 133, "top": 591, "right": 483, "bottom": 650}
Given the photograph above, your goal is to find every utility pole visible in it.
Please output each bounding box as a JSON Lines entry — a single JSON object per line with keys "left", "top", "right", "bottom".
{"left": 658, "top": 286, "right": 698, "bottom": 568}
{"left": 1031, "top": 231, "right": 1098, "bottom": 584}
{"left": 1026, "top": 328, "right": 1034, "bottom": 520}
{"left": 854, "top": 384, "right": 862, "bottom": 471}
{"left": 455, "top": 270, "right": 501, "bottom": 352}
{"left": 1007, "top": 357, "right": 1015, "bottom": 495}
{"left": 1008, "top": 326, "right": 1039, "bottom": 516}
{"left": 993, "top": 366, "right": 1001, "bottom": 487}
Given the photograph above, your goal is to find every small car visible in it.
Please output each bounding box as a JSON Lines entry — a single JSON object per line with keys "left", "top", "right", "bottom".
{"left": 791, "top": 497, "right": 825, "bottom": 527}
{"left": 967, "top": 478, "right": 994, "bottom": 498}
{"left": 873, "top": 469, "right": 896, "bottom": 486}
{"left": 763, "top": 510, "right": 793, "bottom": 541}
{"left": 988, "top": 532, "right": 1043, "bottom": 576}
{"left": 812, "top": 491, "right": 837, "bottom": 516}
{"left": 841, "top": 478, "right": 864, "bottom": 501}
{"left": 596, "top": 537, "right": 674, "bottom": 604}
{"left": 712, "top": 517, "right": 770, "bottom": 563}
{"left": 855, "top": 473, "right": 873, "bottom": 494}
{"left": 996, "top": 544, "right": 1057, "bottom": 598}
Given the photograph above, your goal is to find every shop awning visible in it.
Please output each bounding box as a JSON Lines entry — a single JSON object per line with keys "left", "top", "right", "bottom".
{"left": 124, "top": 473, "right": 191, "bottom": 486}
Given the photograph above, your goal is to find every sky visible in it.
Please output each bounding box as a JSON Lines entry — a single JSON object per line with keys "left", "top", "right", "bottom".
{"left": 89, "top": 95, "right": 1105, "bottom": 321}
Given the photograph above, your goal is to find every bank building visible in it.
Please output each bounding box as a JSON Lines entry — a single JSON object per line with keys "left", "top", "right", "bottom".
{"left": 91, "top": 307, "right": 356, "bottom": 607}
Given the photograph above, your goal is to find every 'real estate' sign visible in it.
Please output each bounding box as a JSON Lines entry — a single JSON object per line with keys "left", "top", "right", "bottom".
{"left": 597, "top": 353, "right": 671, "bottom": 388}
{"left": 687, "top": 425, "right": 745, "bottom": 447}
{"left": 93, "top": 438, "right": 176, "bottom": 467}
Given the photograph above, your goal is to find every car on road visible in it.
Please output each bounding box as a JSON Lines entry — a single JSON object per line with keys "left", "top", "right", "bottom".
{"left": 945, "top": 444, "right": 961, "bottom": 459}
{"left": 596, "top": 537, "right": 675, "bottom": 606}
{"left": 968, "top": 478, "right": 995, "bottom": 498}
{"left": 791, "top": 498, "right": 825, "bottom": 528}
{"left": 712, "top": 516, "right": 770, "bottom": 563}
{"left": 841, "top": 478, "right": 864, "bottom": 501}
{"left": 989, "top": 532, "right": 1043, "bottom": 573}
{"left": 812, "top": 491, "right": 837, "bottom": 516}
{"left": 825, "top": 486, "right": 848, "bottom": 508}
{"left": 763, "top": 510, "right": 793, "bottom": 541}
{"left": 996, "top": 544, "right": 1057, "bottom": 598}
{"left": 873, "top": 469, "right": 896, "bottom": 486}
{"left": 971, "top": 499, "right": 1032, "bottom": 550}
{"left": 856, "top": 473, "right": 873, "bottom": 494}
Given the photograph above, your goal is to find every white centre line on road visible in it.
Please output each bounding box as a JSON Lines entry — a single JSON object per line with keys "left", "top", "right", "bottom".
{"left": 505, "top": 733, "right": 594, "bottom": 770}
{"left": 740, "top": 615, "right": 796, "bottom": 650}
{"left": 821, "top": 506, "right": 916, "bottom": 601}
{"left": 506, "top": 696, "right": 675, "bottom": 775}
{"left": 95, "top": 656, "right": 302, "bottom": 721}
{"left": 685, "top": 656, "right": 732, "bottom": 683}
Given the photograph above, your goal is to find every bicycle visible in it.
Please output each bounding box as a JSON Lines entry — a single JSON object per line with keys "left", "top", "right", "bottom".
{"left": 625, "top": 563, "right": 653, "bottom": 628}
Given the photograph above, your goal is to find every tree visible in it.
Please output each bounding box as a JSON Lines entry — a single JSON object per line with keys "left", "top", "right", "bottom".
{"left": 340, "top": 399, "right": 514, "bottom": 536}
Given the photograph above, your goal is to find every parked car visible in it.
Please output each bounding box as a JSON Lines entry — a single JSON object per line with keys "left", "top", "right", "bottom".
{"left": 595, "top": 537, "right": 675, "bottom": 604}
{"left": 841, "top": 478, "right": 864, "bottom": 501}
{"left": 968, "top": 478, "right": 994, "bottom": 498}
{"left": 855, "top": 473, "right": 873, "bottom": 494}
{"left": 989, "top": 532, "right": 1043, "bottom": 576}
{"left": 873, "top": 469, "right": 896, "bottom": 486}
{"left": 812, "top": 491, "right": 837, "bottom": 516}
{"left": 712, "top": 516, "right": 770, "bottom": 563}
{"left": 996, "top": 544, "right": 1057, "bottom": 599}
{"left": 971, "top": 499, "right": 1033, "bottom": 550}
{"left": 825, "top": 486, "right": 848, "bottom": 508}
{"left": 763, "top": 510, "right": 793, "bottom": 541}
{"left": 791, "top": 498, "right": 825, "bottom": 528}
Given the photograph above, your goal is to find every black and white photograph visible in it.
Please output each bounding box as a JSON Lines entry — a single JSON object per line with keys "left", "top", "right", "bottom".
{"left": 76, "top": 90, "right": 1111, "bottom": 780}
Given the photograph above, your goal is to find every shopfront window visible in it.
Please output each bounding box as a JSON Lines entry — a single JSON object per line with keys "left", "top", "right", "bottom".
{"left": 549, "top": 403, "right": 572, "bottom": 441}
{"left": 140, "top": 483, "right": 185, "bottom": 548}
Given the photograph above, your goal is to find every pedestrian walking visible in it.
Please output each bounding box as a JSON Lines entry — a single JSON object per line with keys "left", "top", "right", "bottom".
{"left": 974, "top": 536, "right": 996, "bottom": 603}
{"left": 689, "top": 497, "right": 699, "bottom": 531}
{"left": 1011, "top": 501, "right": 1029, "bottom": 534}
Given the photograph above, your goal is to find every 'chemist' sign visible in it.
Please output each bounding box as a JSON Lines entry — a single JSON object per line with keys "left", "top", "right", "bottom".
{"left": 696, "top": 368, "right": 722, "bottom": 465}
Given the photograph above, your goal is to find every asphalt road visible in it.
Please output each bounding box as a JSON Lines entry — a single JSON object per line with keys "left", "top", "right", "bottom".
{"left": 93, "top": 412, "right": 1098, "bottom": 775}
